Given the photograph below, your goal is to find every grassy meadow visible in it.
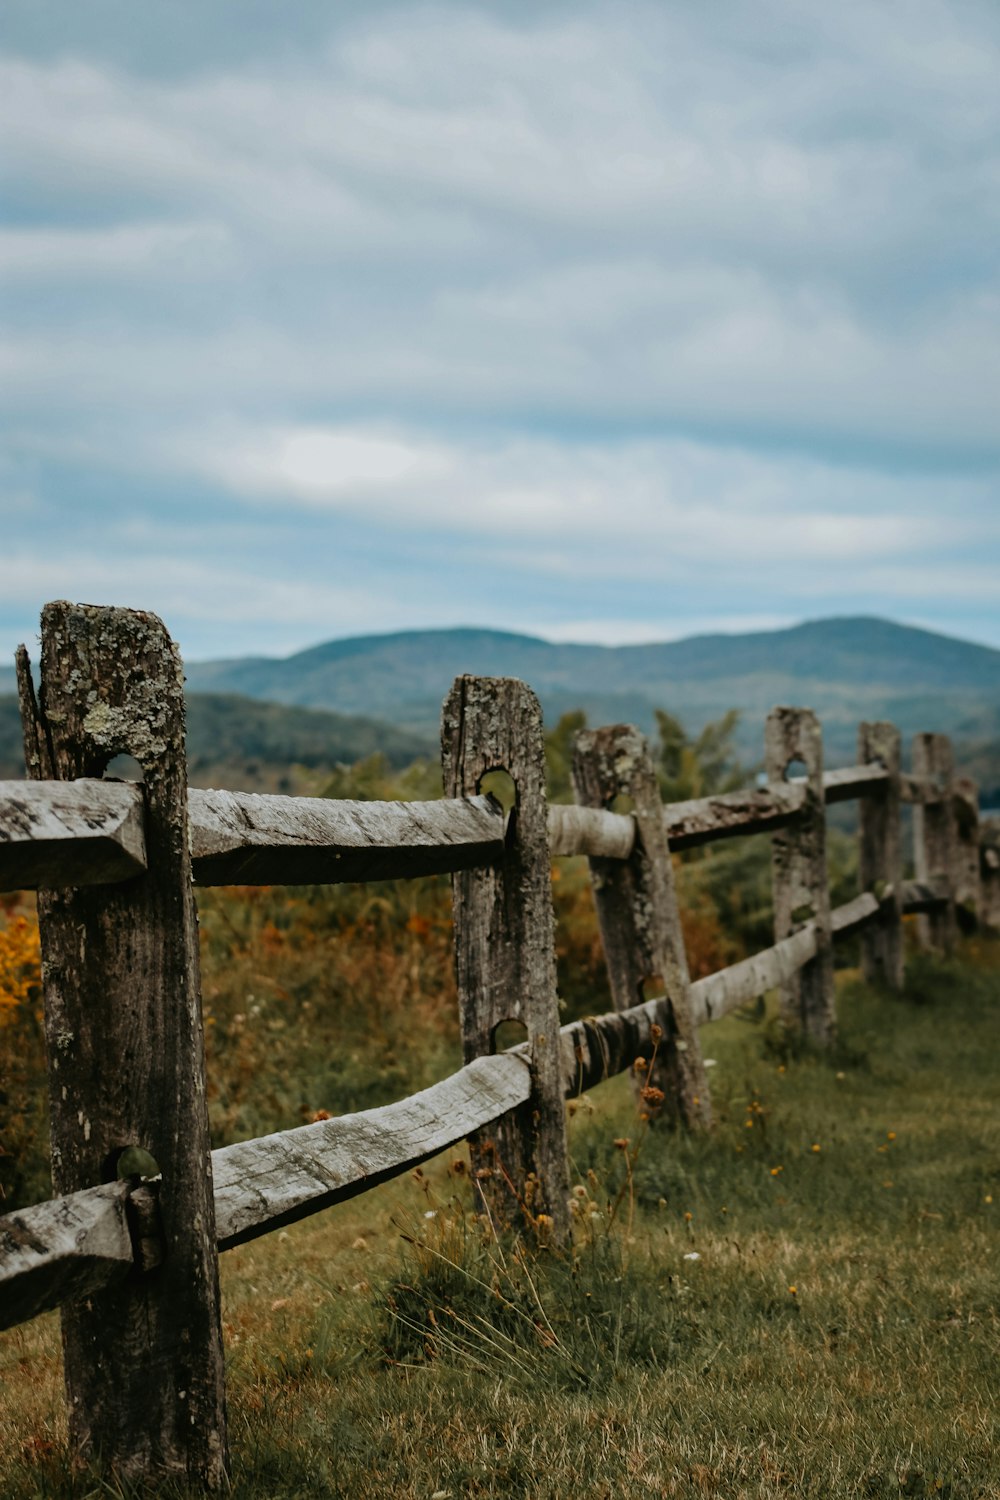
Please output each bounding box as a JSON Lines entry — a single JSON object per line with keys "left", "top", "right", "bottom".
{"left": 1, "top": 912, "right": 998, "bottom": 1498}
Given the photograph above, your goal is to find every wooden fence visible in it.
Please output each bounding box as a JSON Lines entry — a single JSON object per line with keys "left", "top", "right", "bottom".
{"left": 0, "top": 600, "right": 995, "bottom": 1487}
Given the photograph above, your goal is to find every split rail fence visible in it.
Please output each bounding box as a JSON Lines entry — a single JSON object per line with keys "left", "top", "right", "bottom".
{"left": 1, "top": 601, "right": 996, "bottom": 1487}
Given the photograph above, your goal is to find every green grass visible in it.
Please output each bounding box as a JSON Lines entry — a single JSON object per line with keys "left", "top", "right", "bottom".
{"left": 2, "top": 943, "right": 999, "bottom": 1498}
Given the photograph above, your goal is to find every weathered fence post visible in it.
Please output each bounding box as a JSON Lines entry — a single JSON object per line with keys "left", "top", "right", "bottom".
{"left": 766, "top": 707, "right": 835, "bottom": 1044}
{"left": 16, "top": 602, "right": 228, "bottom": 1487}
{"left": 953, "top": 776, "right": 981, "bottom": 931}
{"left": 442, "top": 676, "right": 569, "bottom": 1236}
{"left": 858, "top": 721, "right": 904, "bottom": 990}
{"left": 980, "top": 821, "right": 1000, "bottom": 931}
{"left": 571, "top": 725, "right": 710, "bottom": 1129}
{"left": 912, "top": 733, "right": 958, "bottom": 952}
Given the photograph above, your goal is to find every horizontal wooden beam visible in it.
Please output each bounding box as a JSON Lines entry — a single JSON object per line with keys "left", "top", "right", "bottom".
{"left": 0, "top": 761, "right": 970, "bottom": 896}
{"left": 901, "top": 874, "right": 950, "bottom": 913}
{"left": 0, "top": 1181, "right": 134, "bottom": 1332}
{"left": 829, "top": 889, "right": 883, "bottom": 936}
{"left": 189, "top": 788, "right": 504, "bottom": 886}
{"left": 690, "top": 927, "right": 819, "bottom": 1025}
{"left": 547, "top": 803, "right": 634, "bottom": 860}
{"left": 212, "top": 1052, "right": 532, "bottom": 1249}
{"left": 664, "top": 782, "right": 807, "bottom": 849}
{"left": 816, "top": 764, "right": 890, "bottom": 804}
{"left": 0, "top": 779, "right": 146, "bottom": 893}
{"left": 0, "top": 781, "right": 506, "bottom": 890}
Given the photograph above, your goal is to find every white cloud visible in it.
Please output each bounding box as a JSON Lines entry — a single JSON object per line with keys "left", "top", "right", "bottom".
{"left": 2, "top": 1, "right": 999, "bottom": 658}
{"left": 176, "top": 420, "right": 988, "bottom": 574}
{"left": 0, "top": 221, "right": 231, "bottom": 279}
{"left": 2, "top": 4, "right": 998, "bottom": 453}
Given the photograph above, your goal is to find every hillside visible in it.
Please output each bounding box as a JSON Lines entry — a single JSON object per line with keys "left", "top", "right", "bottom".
{"left": 3, "top": 617, "right": 998, "bottom": 789}
{"left": 0, "top": 693, "right": 434, "bottom": 791}
{"left": 177, "top": 615, "right": 1000, "bottom": 766}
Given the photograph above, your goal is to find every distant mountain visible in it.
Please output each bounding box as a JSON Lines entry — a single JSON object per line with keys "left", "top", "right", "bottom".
{"left": 178, "top": 616, "right": 1000, "bottom": 766}
{"left": 0, "top": 692, "right": 434, "bottom": 791}
{"left": 3, "top": 617, "right": 998, "bottom": 787}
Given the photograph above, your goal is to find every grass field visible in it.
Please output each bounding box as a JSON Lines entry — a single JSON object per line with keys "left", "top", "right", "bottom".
{"left": 1, "top": 940, "right": 998, "bottom": 1498}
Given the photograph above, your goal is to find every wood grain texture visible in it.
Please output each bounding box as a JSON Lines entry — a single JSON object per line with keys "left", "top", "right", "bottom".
{"left": 662, "top": 782, "right": 807, "bottom": 850}
{"left": 442, "top": 676, "right": 570, "bottom": 1234}
{"left": 690, "top": 926, "right": 819, "bottom": 1025}
{"left": 572, "top": 724, "right": 710, "bottom": 1129}
{"left": 0, "top": 779, "right": 146, "bottom": 893}
{"left": 858, "top": 723, "right": 904, "bottom": 989}
{"left": 547, "top": 802, "right": 635, "bottom": 859}
{"left": 816, "top": 763, "right": 891, "bottom": 804}
{"left": 0, "top": 1181, "right": 133, "bottom": 1332}
{"left": 24, "top": 602, "right": 228, "bottom": 1488}
{"left": 213, "top": 1053, "right": 532, "bottom": 1249}
{"left": 190, "top": 788, "right": 504, "bottom": 885}
{"left": 765, "top": 707, "right": 836, "bottom": 1045}
{"left": 830, "top": 890, "right": 883, "bottom": 936}
{"left": 912, "top": 733, "right": 957, "bottom": 952}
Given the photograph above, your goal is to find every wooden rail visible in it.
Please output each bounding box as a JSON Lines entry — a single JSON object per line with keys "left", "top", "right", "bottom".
{"left": 0, "top": 885, "right": 887, "bottom": 1328}
{"left": 0, "top": 598, "right": 988, "bottom": 1489}
{"left": 1, "top": 766, "right": 948, "bottom": 894}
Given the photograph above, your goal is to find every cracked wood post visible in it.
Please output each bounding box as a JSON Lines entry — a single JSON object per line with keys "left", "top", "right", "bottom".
{"left": 765, "top": 707, "right": 835, "bottom": 1045}
{"left": 571, "top": 724, "right": 710, "bottom": 1130}
{"left": 953, "top": 776, "right": 981, "bottom": 931}
{"left": 17, "top": 602, "right": 228, "bottom": 1488}
{"left": 442, "top": 676, "right": 569, "bottom": 1236}
{"left": 980, "top": 821, "right": 1000, "bottom": 931}
{"left": 912, "top": 733, "right": 958, "bottom": 953}
{"left": 858, "top": 722, "right": 904, "bottom": 990}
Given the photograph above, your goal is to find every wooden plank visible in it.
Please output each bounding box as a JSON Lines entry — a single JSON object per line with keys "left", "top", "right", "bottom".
{"left": 572, "top": 724, "right": 710, "bottom": 1129}
{"left": 662, "top": 782, "right": 807, "bottom": 850}
{"left": 213, "top": 1053, "right": 531, "bottom": 1249}
{"left": 912, "top": 733, "right": 957, "bottom": 952}
{"left": 690, "top": 927, "right": 819, "bottom": 1025}
{"left": 20, "top": 603, "right": 228, "bottom": 1488}
{"left": 902, "top": 875, "right": 950, "bottom": 914}
{"left": 0, "top": 781, "right": 506, "bottom": 891}
{"left": 547, "top": 802, "right": 635, "bottom": 859}
{"left": 190, "top": 788, "right": 504, "bottom": 885}
{"left": 0, "top": 779, "right": 146, "bottom": 893}
{"left": 858, "top": 723, "right": 904, "bottom": 989}
{"left": 766, "top": 707, "right": 836, "bottom": 1045}
{"left": 830, "top": 890, "right": 883, "bottom": 937}
{"left": 0, "top": 1181, "right": 133, "bottom": 1333}
{"left": 442, "top": 677, "right": 570, "bottom": 1236}
{"left": 818, "top": 763, "right": 891, "bottom": 804}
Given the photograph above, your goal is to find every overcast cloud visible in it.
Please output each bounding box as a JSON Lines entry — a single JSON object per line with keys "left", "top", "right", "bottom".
{"left": 2, "top": 0, "right": 998, "bottom": 661}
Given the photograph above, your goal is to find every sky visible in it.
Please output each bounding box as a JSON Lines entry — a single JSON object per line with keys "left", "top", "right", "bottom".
{"left": 2, "top": 0, "right": 999, "bottom": 665}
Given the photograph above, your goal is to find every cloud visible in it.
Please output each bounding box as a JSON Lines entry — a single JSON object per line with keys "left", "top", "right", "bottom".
{"left": 0, "top": 221, "right": 231, "bottom": 279}
{"left": 2, "top": 1, "right": 999, "bottom": 659}
{"left": 181, "top": 419, "right": 987, "bottom": 564}
{"left": 2, "top": 4, "right": 998, "bottom": 454}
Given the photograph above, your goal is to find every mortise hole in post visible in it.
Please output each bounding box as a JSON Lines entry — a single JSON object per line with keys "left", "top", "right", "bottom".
{"left": 478, "top": 767, "right": 516, "bottom": 815}
{"left": 103, "top": 1145, "right": 162, "bottom": 1183}
{"left": 609, "top": 792, "right": 636, "bottom": 816}
{"left": 640, "top": 973, "right": 667, "bottom": 1004}
{"left": 784, "top": 757, "right": 808, "bottom": 783}
{"left": 104, "top": 754, "right": 145, "bottom": 783}
{"left": 492, "top": 1017, "right": 528, "bottom": 1053}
